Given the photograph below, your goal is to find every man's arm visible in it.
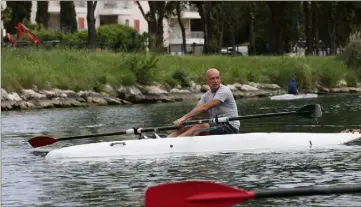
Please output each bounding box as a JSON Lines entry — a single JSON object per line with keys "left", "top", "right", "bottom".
{"left": 182, "top": 99, "right": 221, "bottom": 120}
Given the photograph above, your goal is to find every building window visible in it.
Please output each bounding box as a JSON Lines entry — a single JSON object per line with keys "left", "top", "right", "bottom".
{"left": 78, "top": 17, "right": 85, "bottom": 29}
{"left": 125, "top": 19, "right": 129, "bottom": 26}
{"left": 134, "top": 19, "right": 140, "bottom": 32}
{"left": 190, "top": 19, "right": 202, "bottom": 31}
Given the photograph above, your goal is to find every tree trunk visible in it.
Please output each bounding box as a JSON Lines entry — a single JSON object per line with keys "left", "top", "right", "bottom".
{"left": 87, "top": 1, "right": 97, "bottom": 52}
{"left": 303, "top": 1, "right": 313, "bottom": 55}
{"left": 217, "top": 2, "right": 224, "bottom": 53}
{"left": 35, "top": 1, "right": 49, "bottom": 28}
{"left": 148, "top": 2, "right": 158, "bottom": 51}
{"left": 176, "top": 2, "right": 187, "bottom": 54}
{"left": 329, "top": 20, "right": 337, "bottom": 55}
{"left": 231, "top": 26, "right": 236, "bottom": 56}
{"left": 312, "top": 2, "right": 319, "bottom": 55}
{"left": 277, "top": 2, "right": 285, "bottom": 55}
{"left": 155, "top": 2, "right": 165, "bottom": 53}
{"left": 249, "top": 2, "right": 256, "bottom": 55}
{"left": 268, "top": 2, "right": 286, "bottom": 55}
{"left": 203, "top": 2, "right": 211, "bottom": 54}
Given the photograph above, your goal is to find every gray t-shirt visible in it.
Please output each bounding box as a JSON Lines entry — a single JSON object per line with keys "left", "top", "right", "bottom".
{"left": 198, "top": 84, "right": 240, "bottom": 130}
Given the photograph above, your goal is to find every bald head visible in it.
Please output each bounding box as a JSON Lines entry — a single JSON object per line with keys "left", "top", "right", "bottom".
{"left": 205, "top": 68, "right": 220, "bottom": 79}
{"left": 205, "top": 68, "right": 221, "bottom": 91}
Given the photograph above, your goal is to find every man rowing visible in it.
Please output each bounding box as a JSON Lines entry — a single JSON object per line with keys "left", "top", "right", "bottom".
{"left": 168, "top": 68, "right": 240, "bottom": 137}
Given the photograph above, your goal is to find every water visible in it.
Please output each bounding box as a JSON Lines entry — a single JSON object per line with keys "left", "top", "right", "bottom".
{"left": 2, "top": 94, "right": 361, "bottom": 206}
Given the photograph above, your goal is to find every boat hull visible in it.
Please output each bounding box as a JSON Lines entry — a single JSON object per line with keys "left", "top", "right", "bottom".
{"left": 45, "top": 132, "right": 361, "bottom": 160}
{"left": 270, "top": 93, "right": 318, "bottom": 100}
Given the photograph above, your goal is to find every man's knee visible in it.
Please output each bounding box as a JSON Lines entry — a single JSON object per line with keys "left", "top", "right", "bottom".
{"left": 192, "top": 123, "right": 209, "bottom": 129}
{"left": 189, "top": 123, "right": 210, "bottom": 136}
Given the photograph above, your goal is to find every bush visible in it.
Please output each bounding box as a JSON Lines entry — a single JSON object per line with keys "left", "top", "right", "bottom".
{"left": 340, "top": 40, "right": 361, "bottom": 78}
{"left": 124, "top": 53, "right": 159, "bottom": 85}
{"left": 30, "top": 24, "right": 147, "bottom": 51}
{"left": 96, "top": 24, "right": 147, "bottom": 52}
{"left": 172, "top": 69, "right": 191, "bottom": 87}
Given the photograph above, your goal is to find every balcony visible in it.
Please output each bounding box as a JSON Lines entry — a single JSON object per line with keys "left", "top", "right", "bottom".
{"left": 48, "top": 1, "right": 86, "bottom": 13}
{"left": 169, "top": 31, "right": 204, "bottom": 45}
{"left": 74, "top": 0, "right": 87, "bottom": 13}
{"left": 104, "top": 1, "right": 118, "bottom": 9}
{"left": 187, "top": 4, "right": 198, "bottom": 12}
{"left": 169, "top": 4, "right": 200, "bottom": 19}
{"left": 74, "top": 0, "right": 86, "bottom": 7}
{"left": 48, "top": 1, "right": 60, "bottom": 13}
{"left": 99, "top": 1, "right": 132, "bottom": 15}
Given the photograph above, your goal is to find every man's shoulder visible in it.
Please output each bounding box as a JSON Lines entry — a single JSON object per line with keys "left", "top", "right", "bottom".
{"left": 219, "top": 84, "right": 233, "bottom": 93}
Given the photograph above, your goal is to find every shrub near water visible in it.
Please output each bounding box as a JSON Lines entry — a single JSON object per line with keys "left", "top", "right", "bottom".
{"left": 1, "top": 48, "right": 358, "bottom": 93}
{"left": 340, "top": 40, "right": 361, "bottom": 84}
{"left": 26, "top": 24, "right": 148, "bottom": 51}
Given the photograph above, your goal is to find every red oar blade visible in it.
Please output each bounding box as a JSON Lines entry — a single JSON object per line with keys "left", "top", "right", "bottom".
{"left": 144, "top": 180, "right": 255, "bottom": 207}
{"left": 28, "top": 136, "right": 58, "bottom": 148}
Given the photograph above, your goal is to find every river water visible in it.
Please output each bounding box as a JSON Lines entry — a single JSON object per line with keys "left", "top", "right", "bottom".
{"left": 2, "top": 94, "right": 361, "bottom": 206}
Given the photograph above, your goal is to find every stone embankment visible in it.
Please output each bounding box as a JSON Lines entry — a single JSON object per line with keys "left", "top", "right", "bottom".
{"left": 1, "top": 81, "right": 361, "bottom": 111}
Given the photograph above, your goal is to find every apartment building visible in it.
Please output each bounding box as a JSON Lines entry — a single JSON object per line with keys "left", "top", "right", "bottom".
{"left": 2, "top": 1, "right": 204, "bottom": 54}
{"left": 28, "top": 0, "right": 147, "bottom": 34}
{"left": 164, "top": 4, "right": 204, "bottom": 54}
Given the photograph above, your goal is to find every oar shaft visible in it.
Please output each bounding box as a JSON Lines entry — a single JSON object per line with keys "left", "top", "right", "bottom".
{"left": 183, "top": 111, "right": 298, "bottom": 125}
{"left": 58, "top": 126, "right": 178, "bottom": 140}
{"left": 139, "top": 126, "right": 178, "bottom": 133}
{"left": 58, "top": 131, "right": 127, "bottom": 140}
{"left": 254, "top": 184, "right": 361, "bottom": 199}
{"left": 228, "top": 111, "right": 296, "bottom": 121}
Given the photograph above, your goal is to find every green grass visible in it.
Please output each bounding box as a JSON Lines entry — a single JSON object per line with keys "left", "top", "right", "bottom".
{"left": 1, "top": 47, "right": 359, "bottom": 93}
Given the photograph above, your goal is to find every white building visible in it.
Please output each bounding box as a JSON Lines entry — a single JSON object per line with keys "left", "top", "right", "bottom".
{"left": 3, "top": 1, "right": 204, "bottom": 54}
{"left": 164, "top": 3, "right": 204, "bottom": 54}
{"left": 32, "top": 0, "right": 148, "bottom": 34}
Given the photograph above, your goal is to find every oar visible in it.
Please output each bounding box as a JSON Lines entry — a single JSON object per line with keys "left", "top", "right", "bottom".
{"left": 28, "top": 104, "right": 322, "bottom": 148}
{"left": 144, "top": 180, "right": 361, "bottom": 207}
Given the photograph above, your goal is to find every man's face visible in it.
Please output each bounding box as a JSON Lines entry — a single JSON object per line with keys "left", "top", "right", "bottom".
{"left": 206, "top": 71, "right": 221, "bottom": 90}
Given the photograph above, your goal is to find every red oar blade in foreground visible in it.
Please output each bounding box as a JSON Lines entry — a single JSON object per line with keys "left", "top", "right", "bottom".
{"left": 28, "top": 136, "right": 59, "bottom": 148}
{"left": 144, "top": 180, "right": 254, "bottom": 207}
{"left": 145, "top": 181, "right": 361, "bottom": 207}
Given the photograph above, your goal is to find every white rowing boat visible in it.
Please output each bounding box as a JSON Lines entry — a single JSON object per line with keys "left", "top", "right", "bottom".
{"left": 44, "top": 132, "right": 361, "bottom": 160}
{"left": 270, "top": 93, "right": 318, "bottom": 100}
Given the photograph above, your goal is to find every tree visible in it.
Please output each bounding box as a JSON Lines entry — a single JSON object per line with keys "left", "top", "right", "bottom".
{"left": 35, "top": 1, "right": 49, "bottom": 28}
{"left": 87, "top": 1, "right": 98, "bottom": 51}
{"left": 60, "top": 1, "right": 77, "bottom": 33}
{"left": 136, "top": 1, "right": 166, "bottom": 53}
{"left": 175, "top": 2, "right": 187, "bottom": 54}
{"left": 4, "top": 1, "right": 32, "bottom": 34}
{"left": 164, "top": 1, "right": 188, "bottom": 54}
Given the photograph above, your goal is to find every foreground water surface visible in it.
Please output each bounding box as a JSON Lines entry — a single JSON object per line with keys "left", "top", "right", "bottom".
{"left": 2, "top": 94, "right": 361, "bottom": 206}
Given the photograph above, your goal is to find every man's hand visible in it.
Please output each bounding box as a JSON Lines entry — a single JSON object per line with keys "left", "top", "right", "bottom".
{"left": 173, "top": 116, "right": 191, "bottom": 126}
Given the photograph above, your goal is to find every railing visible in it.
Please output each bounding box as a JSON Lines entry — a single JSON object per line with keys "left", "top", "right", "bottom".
{"left": 49, "top": 1, "right": 85, "bottom": 8}
{"left": 74, "top": 0, "right": 86, "bottom": 8}
{"left": 49, "top": 1, "right": 60, "bottom": 7}
{"left": 104, "top": 1, "right": 118, "bottom": 9}
{"left": 121, "top": 0, "right": 132, "bottom": 9}
{"left": 189, "top": 31, "right": 204, "bottom": 38}
{"left": 170, "top": 32, "right": 204, "bottom": 40}
{"left": 186, "top": 4, "right": 198, "bottom": 12}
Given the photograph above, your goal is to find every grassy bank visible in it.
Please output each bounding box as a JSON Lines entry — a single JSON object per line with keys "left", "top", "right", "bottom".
{"left": 2, "top": 47, "right": 359, "bottom": 93}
